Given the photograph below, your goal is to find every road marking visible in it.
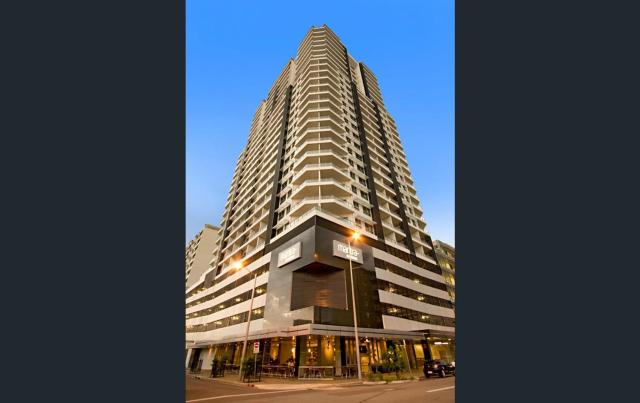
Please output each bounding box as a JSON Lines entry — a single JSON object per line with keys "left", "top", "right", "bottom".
{"left": 426, "top": 386, "right": 455, "bottom": 393}
{"left": 186, "top": 389, "right": 304, "bottom": 402}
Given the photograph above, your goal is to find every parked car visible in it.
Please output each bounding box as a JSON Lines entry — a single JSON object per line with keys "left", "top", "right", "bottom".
{"left": 423, "top": 359, "right": 455, "bottom": 378}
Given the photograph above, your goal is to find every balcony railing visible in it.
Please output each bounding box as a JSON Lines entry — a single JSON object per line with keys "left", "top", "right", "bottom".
{"left": 270, "top": 206, "right": 377, "bottom": 244}
{"left": 290, "top": 195, "right": 353, "bottom": 211}
{"left": 291, "top": 178, "right": 351, "bottom": 194}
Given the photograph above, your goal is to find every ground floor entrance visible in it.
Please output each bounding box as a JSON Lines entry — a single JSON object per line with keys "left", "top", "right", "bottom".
{"left": 186, "top": 334, "right": 445, "bottom": 379}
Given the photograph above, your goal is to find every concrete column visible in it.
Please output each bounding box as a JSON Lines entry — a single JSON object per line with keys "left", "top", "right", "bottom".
{"left": 185, "top": 349, "right": 193, "bottom": 369}
{"left": 334, "top": 336, "right": 342, "bottom": 376}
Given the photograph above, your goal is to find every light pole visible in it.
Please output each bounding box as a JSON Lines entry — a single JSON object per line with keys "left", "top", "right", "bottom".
{"left": 347, "top": 232, "right": 362, "bottom": 381}
{"left": 234, "top": 261, "right": 258, "bottom": 381}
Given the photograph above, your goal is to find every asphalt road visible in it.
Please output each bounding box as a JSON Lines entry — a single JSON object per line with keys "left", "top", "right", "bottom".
{"left": 186, "top": 375, "right": 455, "bottom": 403}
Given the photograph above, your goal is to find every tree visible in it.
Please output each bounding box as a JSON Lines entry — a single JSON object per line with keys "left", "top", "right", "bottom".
{"left": 241, "top": 355, "right": 258, "bottom": 382}
{"left": 381, "top": 344, "right": 408, "bottom": 379}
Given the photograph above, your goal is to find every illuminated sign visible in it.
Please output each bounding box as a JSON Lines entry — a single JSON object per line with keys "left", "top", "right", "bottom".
{"left": 332, "top": 240, "right": 364, "bottom": 264}
{"left": 277, "top": 242, "right": 301, "bottom": 267}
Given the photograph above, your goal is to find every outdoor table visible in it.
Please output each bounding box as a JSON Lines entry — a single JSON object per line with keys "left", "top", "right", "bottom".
{"left": 342, "top": 365, "right": 358, "bottom": 378}
{"left": 262, "top": 365, "right": 290, "bottom": 378}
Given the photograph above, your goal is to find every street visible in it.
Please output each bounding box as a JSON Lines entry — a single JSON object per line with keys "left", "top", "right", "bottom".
{"left": 186, "top": 375, "right": 455, "bottom": 403}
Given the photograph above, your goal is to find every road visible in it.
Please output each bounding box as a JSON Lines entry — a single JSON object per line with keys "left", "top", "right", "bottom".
{"left": 186, "top": 375, "right": 455, "bottom": 402}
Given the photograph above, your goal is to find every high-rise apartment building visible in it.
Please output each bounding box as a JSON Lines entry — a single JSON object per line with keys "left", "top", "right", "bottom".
{"left": 186, "top": 25, "right": 454, "bottom": 377}
{"left": 185, "top": 224, "right": 220, "bottom": 288}
{"left": 433, "top": 240, "right": 456, "bottom": 306}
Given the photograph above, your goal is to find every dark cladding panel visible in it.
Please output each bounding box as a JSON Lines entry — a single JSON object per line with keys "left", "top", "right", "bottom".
{"left": 262, "top": 220, "right": 386, "bottom": 330}
{"left": 314, "top": 225, "right": 383, "bottom": 329}
{"left": 262, "top": 225, "right": 316, "bottom": 330}
{"left": 291, "top": 266, "right": 347, "bottom": 311}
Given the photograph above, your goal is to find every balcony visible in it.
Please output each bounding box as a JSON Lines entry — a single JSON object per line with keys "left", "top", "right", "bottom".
{"left": 298, "top": 116, "right": 344, "bottom": 134}
{"left": 376, "top": 188, "right": 400, "bottom": 207}
{"left": 371, "top": 165, "right": 394, "bottom": 184}
{"left": 297, "top": 68, "right": 342, "bottom": 88}
{"left": 296, "top": 138, "right": 347, "bottom": 155}
{"left": 290, "top": 163, "right": 350, "bottom": 185}
{"left": 270, "top": 206, "right": 377, "bottom": 244}
{"left": 382, "top": 220, "right": 406, "bottom": 238}
{"left": 411, "top": 235, "right": 432, "bottom": 250}
{"left": 297, "top": 128, "right": 345, "bottom": 144}
{"left": 297, "top": 98, "right": 342, "bottom": 116}
{"left": 297, "top": 108, "right": 343, "bottom": 126}
{"left": 292, "top": 151, "right": 349, "bottom": 171}
{"left": 289, "top": 195, "right": 354, "bottom": 218}
{"left": 384, "top": 237, "right": 411, "bottom": 254}
{"left": 296, "top": 88, "right": 342, "bottom": 109}
{"left": 290, "top": 178, "right": 351, "bottom": 199}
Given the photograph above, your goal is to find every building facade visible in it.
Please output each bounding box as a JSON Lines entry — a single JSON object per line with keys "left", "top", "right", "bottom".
{"left": 185, "top": 224, "right": 220, "bottom": 289}
{"left": 185, "top": 25, "right": 455, "bottom": 377}
{"left": 433, "top": 240, "right": 455, "bottom": 306}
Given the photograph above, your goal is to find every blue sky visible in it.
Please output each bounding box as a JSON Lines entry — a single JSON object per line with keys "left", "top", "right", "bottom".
{"left": 186, "top": 0, "right": 454, "bottom": 246}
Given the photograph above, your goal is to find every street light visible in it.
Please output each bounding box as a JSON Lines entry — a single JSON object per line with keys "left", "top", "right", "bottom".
{"left": 347, "top": 231, "right": 363, "bottom": 381}
{"left": 233, "top": 260, "right": 259, "bottom": 381}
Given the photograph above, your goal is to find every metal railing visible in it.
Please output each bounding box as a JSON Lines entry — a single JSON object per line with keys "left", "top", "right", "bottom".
{"left": 298, "top": 366, "right": 335, "bottom": 379}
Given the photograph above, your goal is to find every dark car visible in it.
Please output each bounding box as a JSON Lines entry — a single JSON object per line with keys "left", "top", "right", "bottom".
{"left": 423, "top": 359, "right": 455, "bottom": 378}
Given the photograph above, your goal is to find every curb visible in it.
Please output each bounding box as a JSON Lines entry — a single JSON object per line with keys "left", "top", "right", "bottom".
{"left": 362, "top": 381, "right": 386, "bottom": 385}
{"left": 254, "top": 381, "right": 361, "bottom": 390}
{"left": 187, "top": 374, "right": 251, "bottom": 387}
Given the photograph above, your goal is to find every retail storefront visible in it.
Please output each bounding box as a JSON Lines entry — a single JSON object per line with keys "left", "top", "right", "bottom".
{"left": 423, "top": 332, "right": 456, "bottom": 364}
{"left": 187, "top": 333, "right": 427, "bottom": 379}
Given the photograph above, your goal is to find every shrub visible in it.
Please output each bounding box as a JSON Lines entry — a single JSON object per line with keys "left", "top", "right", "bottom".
{"left": 241, "top": 356, "right": 259, "bottom": 381}
{"left": 381, "top": 344, "right": 408, "bottom": 380}
{"left": 366, "top": 372, "right": 384, "bottom": 382}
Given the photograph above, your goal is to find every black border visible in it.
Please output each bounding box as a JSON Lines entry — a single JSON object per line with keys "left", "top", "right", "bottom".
{"left": 457, "top": 1, "right": 639, "bottom": 402}
{"left": 3, "top": 1, "right": 185, "bottom": 401}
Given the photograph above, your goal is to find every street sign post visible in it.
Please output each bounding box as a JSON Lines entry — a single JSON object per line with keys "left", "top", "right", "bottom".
{"left": 252, "top": 341, "right": 260, "bottom": 381}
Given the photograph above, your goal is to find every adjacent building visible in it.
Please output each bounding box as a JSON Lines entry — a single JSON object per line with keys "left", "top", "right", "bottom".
{"left": 433, "top": 240, "right": 455, "bottom": 306}
{"left": 185, "top": 224, "right": 220, "bottom": 289}
{"left": 186, "top": 25, "right": 455, "bottom": 376}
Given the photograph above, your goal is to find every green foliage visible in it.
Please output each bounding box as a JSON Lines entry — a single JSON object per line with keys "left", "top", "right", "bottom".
{"left": 210, "top": 358, "right": 224, "bottom": 377}
{"left": 241, "top": 356, "right": 259, "bottom": 380}
{"left": 381, "top": 344, "right": 408, "bottom": 379}
{"left": 366, "top": 371, "right": 384, "bottom": 382}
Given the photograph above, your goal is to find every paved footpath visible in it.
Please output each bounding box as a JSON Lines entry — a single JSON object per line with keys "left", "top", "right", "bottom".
{"left": 186, "top": 374, "right": 455, "bottom": 402}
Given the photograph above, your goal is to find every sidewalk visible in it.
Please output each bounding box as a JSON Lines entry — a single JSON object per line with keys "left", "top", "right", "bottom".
{"left": 187, "top": 372, "right": 364, "bottom": 390}
{"left": 187, "top": 372, "right": 422, "bottom": 390}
